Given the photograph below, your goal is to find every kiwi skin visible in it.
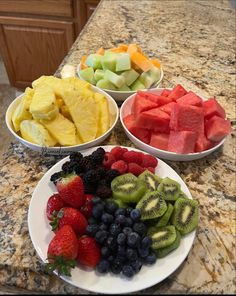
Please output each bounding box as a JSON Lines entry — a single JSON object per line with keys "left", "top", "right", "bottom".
{"left": 155, "top": 229, "right": 181, "bottom": 258}
{"left": 148, "top": 225, "right": 177, "bottom": 249}
{"left": 155, "top": 203, "right": 174, "bottom": 227}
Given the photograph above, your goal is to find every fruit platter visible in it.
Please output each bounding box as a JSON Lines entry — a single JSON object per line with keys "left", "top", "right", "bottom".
{"left": 28, "top": 145, "right": 198, "bottom": 294}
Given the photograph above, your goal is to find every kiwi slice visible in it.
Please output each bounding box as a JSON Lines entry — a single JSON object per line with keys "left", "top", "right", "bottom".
{"left": 111, "top": 173, "right": 146, "bottom": 203}
{"left": 106, "top": 198, "right": 127, "bottom": 208}
{"left": 148, "top": 225, "right": 176, "bottom": 249}
{"left": 178, "top": 191, "right": 189, "bottom": 199}
{"left": 155, "top": 203, "right": 174, "bottom": 227}
{"left": 172, "top": 198, "right": 199, "bottom": 235}
{"left": 155, "top": 230, "right": 181, "bottom": 258}
{"left": 157, "top": 177, "right": 181, "bottom": 201}
{"left": 136, "top": 191, "right": 167, "bottom": 220}
{"left": 138, "top": 170, "right": 162, "bottom": 192}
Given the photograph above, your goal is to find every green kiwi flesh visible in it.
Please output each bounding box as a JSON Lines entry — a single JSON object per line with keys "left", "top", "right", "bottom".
{"left": 106, "top": 198, "right": 127, "bottom": 208}
{"left": 155, "top": 230, "right": 181, "bottom": 258}
{"left": 155, "top": 203, "right": 174, "bottom": 227}
{"left": 172, "top": 198, "right": 199, "bottom": 235}
{"left": 178, "top": 191, "right": 189, "bottom": 199}
{"left": 138, "top": 170, "right": 162, "bottom": 191}
{"left": 136, "top": 191, "right": 167, "bottom": 220}
{"left": 111, "top": 173, "right": 146, "bottom": 203}
{"left": 157, "top": 177, "right": 181, "bottom": 201}
{"left": 148, "top": 225, "right": 176, "bottom": 249}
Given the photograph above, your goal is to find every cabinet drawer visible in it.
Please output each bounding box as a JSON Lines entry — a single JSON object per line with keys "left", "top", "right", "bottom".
{"left": 0, "top": 0, "right": 73, "bottom": 18}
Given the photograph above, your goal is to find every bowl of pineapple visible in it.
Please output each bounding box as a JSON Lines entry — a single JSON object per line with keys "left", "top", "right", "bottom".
{"left": 6, "top": 76, "right": 119, "bottom": 154}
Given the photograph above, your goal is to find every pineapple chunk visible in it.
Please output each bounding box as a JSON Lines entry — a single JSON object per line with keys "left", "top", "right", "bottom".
{"left": 20, "top": 120, "right": 57, "bottom": 147}
{"left": 30, "top": 84, "right": 58, "bottom": 120}
{"left": 93, "top": 92, "right": 110, "bottom": 137}
{"left": 12, "top": 87, "right": 34, "bottom": 132}
{"left": 62, "top": 89, "right": 99, "bottom": 142}
{"left": 40, "top": 113, "right": 77, "bottom": 146}
{"left": 75, "top": 133, "right": 83, "bottom": 144}
{"left": 62, "top": 77, "right": 90, "bottom": 90}
{"left": 60, "top": 105, "right": 72, "bottom": 121}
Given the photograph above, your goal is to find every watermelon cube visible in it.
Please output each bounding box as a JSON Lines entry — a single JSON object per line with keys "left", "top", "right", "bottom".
{"left": 123, "top": 114, "right": 151, "bottom": 144}
{"left": 195, "top": 134, "right": 213, "bottom": 152}
{"left": 132, "top": 94, "right": 158, "bottom": 115}
{"left": 104, "top": 70, "right": 125, "bottom": 88}
{"left": 168, "top": 84, "right": 187, "bottom": 101}
{"left": 130, "top": 78, "right": 145, "bottom": 91}
{"left": 136, "top": 108, "right": 170, "bottom": 133}
{"left": 205, "top": 116, "right": 231, "bottom": 142}
{"left": 203, "top": 98, "right": 226, "bottom": 119}
{"left": 170, "top": 104, "right": 204, "bottom": 135}
{"left": 150, "top": 132, "right": 169, "bottom": 150}
{"left": 79, "top": 67, "right": 96, "bottom": 85}
{"left": 116, "top": 53, "right": 131, "bottom": 72}
{"left": 159, "top": 102, "right": 176, "bottom": 115}
{"left": 168, "top": 131, "right": 197, "bottom": 154}
{"left": 121, "top": 69, "right": 140, "bottom": 86}
{"left": 161, "top": 89, "right": 171, "bottom": 97}
{"left": 138, "top": 91, "right": 172, "bottom": 106}
{"left": 86, "top": 54, "right": 102, "bottom": 69}
{"left": 177, "top": 91, "right": 203, "bottom": 107}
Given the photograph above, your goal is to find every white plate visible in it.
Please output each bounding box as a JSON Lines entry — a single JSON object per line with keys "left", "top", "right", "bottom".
{"left": 28, "top": 145, "right": 196, "bottom": 294}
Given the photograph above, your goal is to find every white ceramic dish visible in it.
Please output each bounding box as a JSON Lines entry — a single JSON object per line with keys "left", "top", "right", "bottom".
{"left": 120, "top": 88, "right": 226, "bottom": 161}
{"left": 77, "top": 63, "right": 164, "bottom": 102}
{"left": 5, "top": 86, "right": 119, "bottom": 155}
{"left": 28, "top": 145, "right": 196, "bottom": 294}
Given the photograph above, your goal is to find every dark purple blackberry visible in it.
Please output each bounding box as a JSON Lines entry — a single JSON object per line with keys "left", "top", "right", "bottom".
{"left": 96, "top": 167, "right": 106, "bottom": 179}
{"left": 96, "top": 186, "right": 112, "bottom": 199}
{"left": 105, "top": 169, "right": 120, "bottom": 184}
{"left": 91, "top": 148, "right": 105, "bottom": 165}
{"left": 84, "top": 182, "right": 97, "bottom": 194}
{"left": 84, "top": 170, "right": 101, "bottom": 184}
{"left": 61, "top": 161, "right": 74, "bottom": 174}
{"left": 77, "top": 156, "right": 93, "bottom": 172}
{"left": 69, "top": 152, "right": 83, "bottom": 162}
{"left": 50, "top": 171, "right": 64, "bottom": 184}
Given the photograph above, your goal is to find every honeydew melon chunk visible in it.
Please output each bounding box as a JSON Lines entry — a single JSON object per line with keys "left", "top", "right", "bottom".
{"left": 115, "top": 53, "right": 131, "bottom": 72}
{"left": 130, "top": 78, "right": 145, "bottom": 91}
{"left": 79, "top": 67, "right": 96, "bottom": 85}
{"left": 149, "top": 66, "right": 161, "bottom": 82}
{"left": 96, "top": 79, "right": 117, "bottom": 90}
{"left": 140, "top": 72, "right": 156, "bottom": 88}
{"left": 85, "top": 54, "right": 102, "bottom": 69}
{"left": 118, "top": 84, "right": 131, "bottom": 91}
{"left": 101, "top": 52, "right": 117, "bottom": 72}
{"left": 94, "top": 69, "right": 105, "bottom": 82}
{"left": 104, "top": 70, "right": 125, "bottom": 88}
{"left": 121, "top": 69, "right": 140, "bottom": 86}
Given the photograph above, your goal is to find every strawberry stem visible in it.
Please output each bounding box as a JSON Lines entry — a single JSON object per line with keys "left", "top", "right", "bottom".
{"left": 45, "top": 255, "right": 76, "bottom": 276}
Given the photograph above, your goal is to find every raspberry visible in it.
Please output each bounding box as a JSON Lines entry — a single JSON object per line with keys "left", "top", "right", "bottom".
{"left": 111, "top": 160, "right": 127, "bottom": 175}
{"left": 122, "top": 151, "right": 143, "bottom": 165}
{"left": 127, "top": 163, "right": 145, "bottom": 176}
{"left": 146, "top": 167, "right": 155, "bottom": 174}
{"left": 141, "top": 154, "right": 158, "bottom": 168}
{"left": 110, "top": 146, "right": 128, "bottom": 160}
{"left": 102, "top": 152, "right": 116, "bottom": 169}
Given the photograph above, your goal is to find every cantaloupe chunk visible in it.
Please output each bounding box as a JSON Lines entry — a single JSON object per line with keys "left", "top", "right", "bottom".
{"left": 118, "top": 44, "right": 128, "bottom": 51}
{"left": 131, "top": 52, "right": 153, "bottom": 72}
{"left": 96, "top": 47, "right": 105, "bottom": 55}
{"left": 81, "top": 55, "right": 88, "bottom": 69}
{"left": 151, "top": 59, "right": 161, "bottom": 69}
{"left": 127, "top": 44, "right": 142, "bottom": 56}
{"left": 110, "top": 47, "right": 126, "bottom": 53}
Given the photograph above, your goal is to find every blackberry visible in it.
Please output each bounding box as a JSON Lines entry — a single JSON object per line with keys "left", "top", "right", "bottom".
{"left": 50, "top": 171, "right": 64, "bottom": 183}
{"left": 84, "top": 170, "right": 101, "bottom": 184}
{"left": 84, "top": 183, "right": 97, "bottom": 194}
{"left": 105, "top": 169, "right": 120, "bottom": 184}
{"left": 69, "top": 152, "right": 83, "bottom": 162}
{"left": 77, "top": 156, "right": 93, "bottom": 172}
{"left": 91, "top": 148, "right": 105, "bottom": 165}
{"left": 96, "top": 167, "right": 106, "bottom": 179}
{"left": 61, "top": 161, "right": 74, "bottom": 174}
{"left": 96, "top": 186, "right": 112, "bottom": 199}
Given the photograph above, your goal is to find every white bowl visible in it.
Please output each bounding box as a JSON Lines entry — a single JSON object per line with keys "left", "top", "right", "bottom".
{"left": 120, "top": 88, "right": 226, "bottom": 161}
{"left": 77, "top": 63, "right": 164, "bottom": 103}
{"left": 5, "top": 85, "right": 119, "bottom": 155}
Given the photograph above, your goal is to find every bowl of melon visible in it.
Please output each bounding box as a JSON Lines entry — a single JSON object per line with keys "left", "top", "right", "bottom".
{"left": 120, "top": 85, "right": 232, "bottom": 161}
{"left": 77, "top": 44, "right": 164, "bottom": 102}
{"left": 6, "top": 76, "right": 119, "bottom": 154}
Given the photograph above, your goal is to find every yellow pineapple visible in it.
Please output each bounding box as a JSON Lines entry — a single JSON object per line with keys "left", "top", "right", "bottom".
{"left": 94, "top": 92, "right": 110, "bottom": 137}
{"left": 63, "top": 77, "right": 90, "bottom": 90}
{"left": 20, "top": 120, "right": 57, "bottom": 146}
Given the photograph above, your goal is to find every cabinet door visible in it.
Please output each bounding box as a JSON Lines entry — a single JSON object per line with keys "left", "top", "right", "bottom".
{"left": 85, "top": 0, "right": 99, "bottom": 19}
{"left": 0, "top": 16, "right": 74, "bottom": 88}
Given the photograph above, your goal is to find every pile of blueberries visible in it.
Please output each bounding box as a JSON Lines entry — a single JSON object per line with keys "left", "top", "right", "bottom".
{"left": 86, "top": 198, "right": 157, "bottom": 278}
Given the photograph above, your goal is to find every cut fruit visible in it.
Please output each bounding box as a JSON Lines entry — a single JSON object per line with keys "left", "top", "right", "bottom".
{"left": 168, "top": 130, "right": 197, "bottom": 154}
{"left": 138, "top": 91, "right": 172, "bottom": 106}
{"left": 176, "top": 91, "right": 203, "bottom": 107}
{"left": 161, "top": 89, "right": 171, "bottom": 97}
{"left": 157, "top": 177, "right": 181, "bottom": 201}
{"left": 111, "top": 173, "right": 146, "bottom": 203}
{"left": 130, "top": 78, "right": 145, "bottom": 91}
{"left": 101, "top": 51, "right": 117, "bottom": 72}
{"left": 159, "top": 102, "right": 176, "bottom": 115}
{"left": 130, "top": 51, "right": 153, "bottom": 72}
{"left": 94, "top": 69, "right": 105, "bottom": 82}
{"left": 138, "top": 170, "right": 162, "bottom": 192}
{"left": 203, "top": 98, "right": 226, "bottom": 120}
{"left": 115, "top": 53, "right": 131, "bottom": 72}
{"left": 168, "top": 84, "right": 187, "bottom": 101}
{"left": 93, "top": 92, "right": 110, "bottom": 137}
{"left": 79, "top": 67, "right": 96, "bottom": 85}
{"left": 205, "top": 115, "right": 231, "bottom": 142}
{"left": 195, "top": 133, "right": 213, "bottom": 152}
{"left": 139, "top": 66, "right": 161, "bottom": 88}
{"left": 171, "top": 198, "right": 199, "bottom": 235}
{"left": 118, "top": 84, "right": 131, "bottom": 91}
{"left": 149, "top": 132, "right": 170, "bottom": 151}
{"left": 127, "top": 44, "right": 142, "bottom": 56}
{"left": 132, "top": 94, "right": 158, "bottom": 115}
{"left": 148, "top": 225, "right": 176, "bottom": 249}
{"left": 104, "top": 70, "right": 125, "bottom": 88}
{"left": 155, "top": 230, "right": 181, "bottom": 258}
{"left": 155, "top": 203, "right": 174, "bottom": 227}
{"left": 150, "top": 59, "right": 161, "bottom": 69}
{"left": 136, "top": 191, "right": 167, "bottom": 220}
{"left": 136, "top": 108, "right": 170, "bottom": 133}
{"left": 96, "top": 79, "right": 117, "bottom": 90}
{"left": 85, "top": 54, "right": 102, "bottom": 69}
{"left": 121, "top": 69, "right": 140, "bottom": 86}
{"left": 178, "top": 191, "right": 188, "bottom": 199}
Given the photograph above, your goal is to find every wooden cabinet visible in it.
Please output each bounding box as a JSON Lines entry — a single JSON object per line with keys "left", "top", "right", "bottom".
{"left": 0, "top": 0, "right": 100, "bottom": 89}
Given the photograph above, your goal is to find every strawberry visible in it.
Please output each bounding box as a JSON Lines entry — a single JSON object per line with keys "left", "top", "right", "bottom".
{"left": 56, "top": 173, "right": 85, "bottom": 208}
{"left": 122, "top": 151, "right": 143, "bottom": 165}
{"left": 141, "top": 154, "right": 158, "bottom": 168}
{"left": 127, "top": 163, "right": 145, "bottom": 176}
{"left": 80, "top": 194, "right": 94, "bottom": 218}
{"left": 46, "top": 225, "right": 78, "bottom": 276}
{"left": 146, "top": 167, "right": 155, "bottom": 174}
{"left": 110, "top": 146, "right": 128, "bottom": 160}
{"left": 77, "top": 236, "right": 101, "bottom": 268}
{"left": 46, "top": 193, "right": 65, "bottom": 220}
{"left": 111, "top": 160, "right": 127, "bottom": 175}
{"left": 50, "top": 207, "right": 88, "bottom": 236}
{"left": 102, "top": 152, "right": 116, "bottom": 169}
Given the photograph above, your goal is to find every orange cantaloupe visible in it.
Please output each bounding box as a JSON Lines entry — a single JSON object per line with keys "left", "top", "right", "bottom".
{"left": 130, "top": 51, "right": 153, "bottom": 72}
{"left": 96, "top": 47, "right": 105, "bottom": 55}
{"left": 81, "top": 55, "right": 88, "bottom": 69}
{"left": 118, "top": 44, "right": 128, "bottom": 51}
{"left": 127, "top": 44, "right": 142, "bottom": 56}
{"left": 151, "top": 59, "right": 161, "bottom": 69}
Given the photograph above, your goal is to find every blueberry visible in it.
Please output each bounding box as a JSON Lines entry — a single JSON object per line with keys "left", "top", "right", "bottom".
{"left": 101, "top": 213, "right": 114, "bottom": 224}
{"left": 92, "top": 204, "right": 104, "bottom": 219}
{"left": 141, "top": 236, "right": 152, "bottom": 249}
{"left": 132, "top": 222, "right": 147, "bottom": 237}
{"left": 138, "top": 246, "right": 149, "bottom": 258}
{"left": 101, "top": 246, "right": 110, "bottom": 258}
{"left": 124, "top": 217, "right": 133, "bottom": 227}
{"left": 122, "top": 227, "right": 132, "bottom": 236}
{"left": 130, "top": 259, "right": 142, "bottom": 273}
{"left": 108, "top": 255, "right": 114, "bottom": 262}
{"left": 117, "top": 233, "right": 126, "bottom": 245}
{"left": 122, "top": 265, "right": 135, "bottom": 278}
{"left": 99, "top": 223, "right": 108, "bottom": 231}
{"left": 92, "top": 196, "right": 102, "bottom": 205}
{"left": 110, "top": 259, "right": 123, "bottom": 274}
{"left": 95, "top": 230, "right": 108, "bottom": 245}
{"left": 106, "top": 236, "right": 117, "bottom": 250}
{"left": 125, "top": 207, "right": 133, "bottom": 217}
{"left": 126, "top": 248, "right": 138, "bottom": 261}
{"left": 105, "top": 201, "right": 118, "bottom": 214}
{"left": 115, "top": 214, "right": 126, "bottom": 225}
{"left": 88, "top": 217, "right": 97, "bottom": 225}
{"left": 144, "top": 252, "right": 157, "bottom": 265}
{"left": 117, "top": 245, "right": 126, "bottom": 257}
{"left": 109, "top": 223, "right": 121, "bottom": 237}
{"left": 96, "top": 260, "right": 110, "bottom": 273}
{"left": 130, "top": 209, "right": 141, "bottom": 222}
{"left": 86, "top": 224, "right": 99, "bottom": 236}
{"left": 127, "top": 232, "right": 140, "bottom": 248}
{"left": 115, "top": 208, "right": 126, "bottom": 216}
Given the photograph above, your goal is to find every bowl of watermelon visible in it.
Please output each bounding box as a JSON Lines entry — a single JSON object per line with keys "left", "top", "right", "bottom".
{"left": 120, "top": 85, "right": 231, "bottom": 161}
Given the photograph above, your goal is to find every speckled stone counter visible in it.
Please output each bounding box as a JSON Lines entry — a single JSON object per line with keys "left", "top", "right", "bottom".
{"left": 0, "top": 0, "right": 235, "bottom": 294}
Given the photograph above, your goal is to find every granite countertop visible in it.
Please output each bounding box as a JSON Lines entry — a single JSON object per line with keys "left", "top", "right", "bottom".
{"left": 0, "top": 0, "right": 235, "bottom": 294}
